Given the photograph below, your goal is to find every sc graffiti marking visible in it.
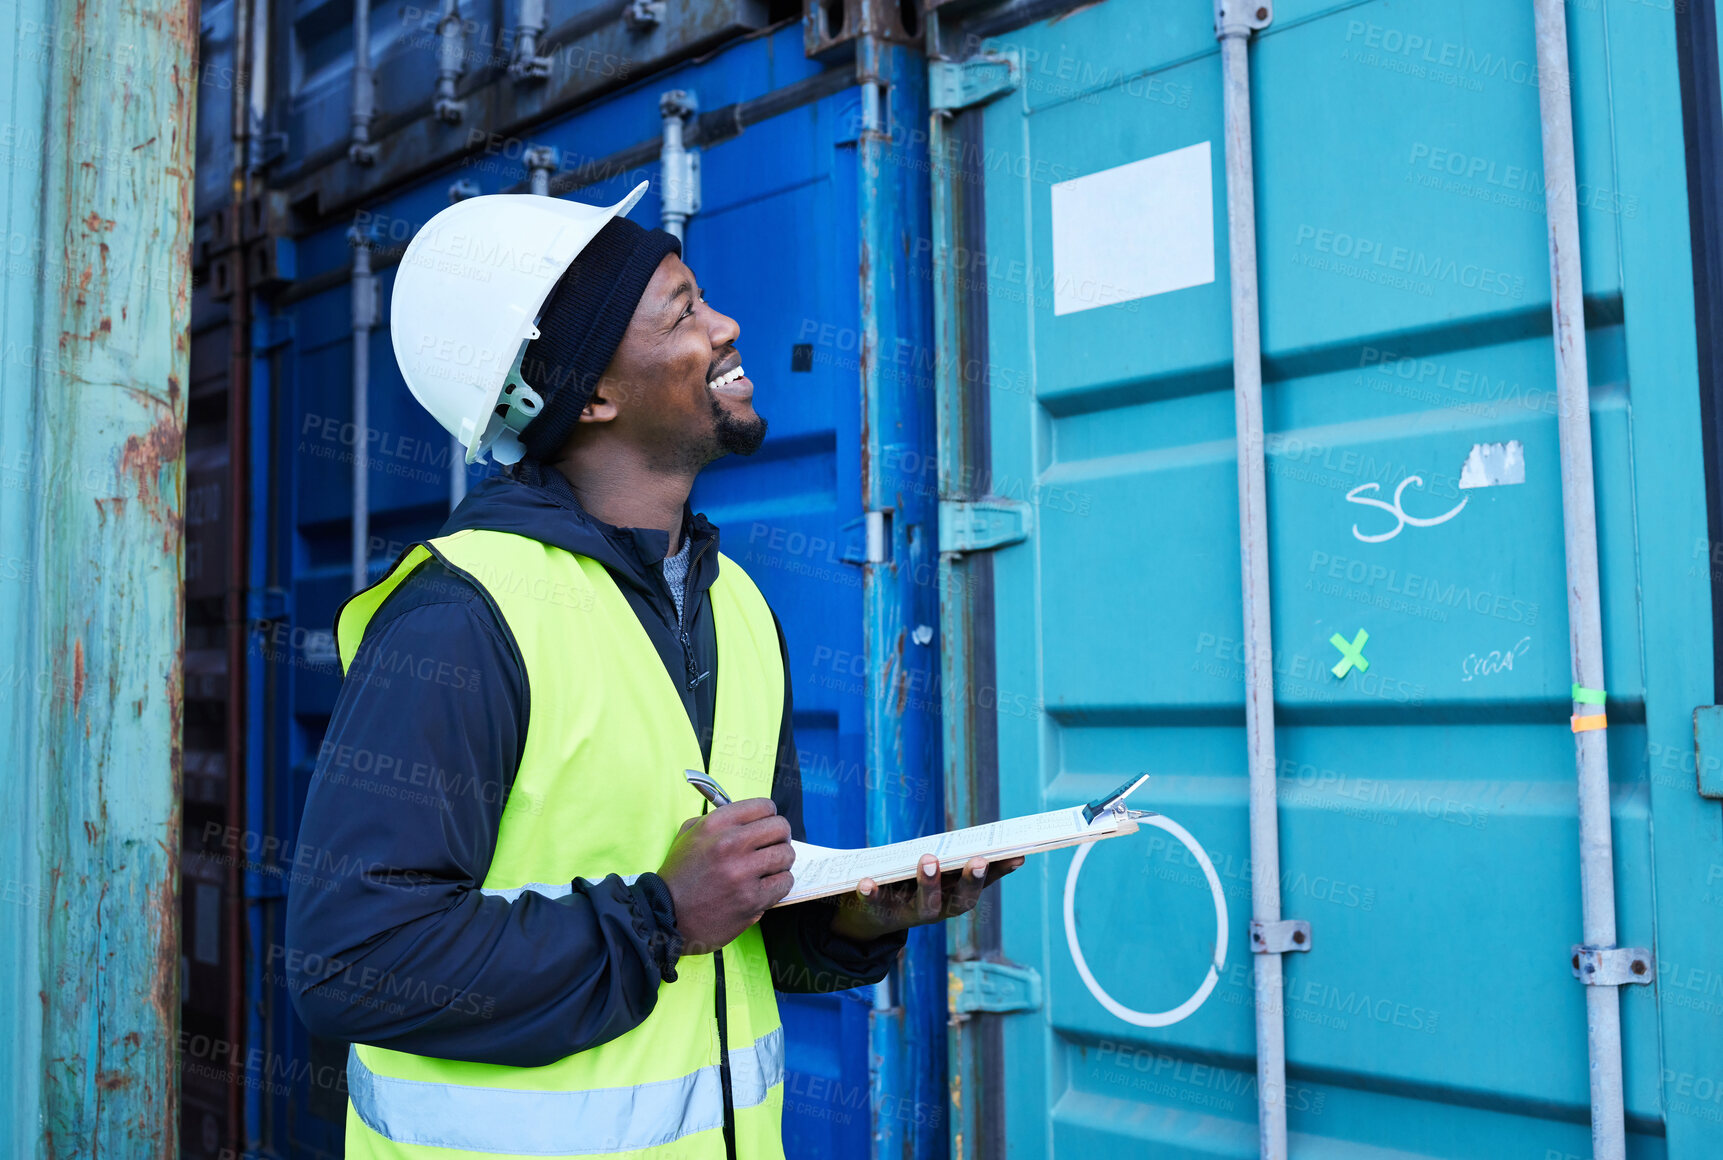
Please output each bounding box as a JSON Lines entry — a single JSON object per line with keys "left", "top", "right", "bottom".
{"left": 1346, "top": 476, "right": 1468, "bottom": 543}
{"left": 1460, "top": 635, "right": 1530, "bottom": 682}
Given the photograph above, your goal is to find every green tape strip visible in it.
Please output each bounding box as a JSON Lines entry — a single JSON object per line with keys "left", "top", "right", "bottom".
{"left": 1571, "top": 684, "right": 1607, "bottom": 705}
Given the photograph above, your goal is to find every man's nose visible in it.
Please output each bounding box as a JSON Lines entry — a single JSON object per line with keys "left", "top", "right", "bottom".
{"left": 710, "top": 306, "right": 740, "bottom": 349}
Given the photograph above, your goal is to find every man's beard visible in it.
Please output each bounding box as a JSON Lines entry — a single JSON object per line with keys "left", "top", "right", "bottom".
{"left": 711, "top": 391, "right": 767, "bottom": 457}
{"left": 666, "top": 394, "right": 767, "bottom": 474}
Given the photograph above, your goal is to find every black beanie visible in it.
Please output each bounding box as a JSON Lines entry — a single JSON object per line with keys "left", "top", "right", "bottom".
{"left": 518, "top": 215, "right": 682, "bottom": 460}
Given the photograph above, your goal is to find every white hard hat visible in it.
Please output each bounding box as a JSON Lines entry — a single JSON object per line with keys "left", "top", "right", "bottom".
{"left": 390, "top": 179, "right": 650, "bottom": 465}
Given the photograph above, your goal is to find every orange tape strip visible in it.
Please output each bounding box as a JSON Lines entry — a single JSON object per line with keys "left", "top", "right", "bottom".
{"left": 1571, "top": 713, "right": 1608, "bottom": 733}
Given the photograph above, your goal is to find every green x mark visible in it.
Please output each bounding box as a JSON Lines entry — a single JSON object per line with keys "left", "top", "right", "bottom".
{"left": 1330, "top": 629, "right": 1370, "bottom": 678}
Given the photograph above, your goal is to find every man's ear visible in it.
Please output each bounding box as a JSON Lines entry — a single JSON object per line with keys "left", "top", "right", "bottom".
{"left": 577, "top": 375, "right": 626, "bottom": 423}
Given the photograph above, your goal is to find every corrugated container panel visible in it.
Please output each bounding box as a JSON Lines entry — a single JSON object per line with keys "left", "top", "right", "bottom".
{"left": 934, "top": 0, "right": 1721, "bottom": 1156}
{"left": 250, "top": 18, "right": 927, "bottom": 1158}
{"left": 273, "top": 0, "right": 776, "bottom": 209}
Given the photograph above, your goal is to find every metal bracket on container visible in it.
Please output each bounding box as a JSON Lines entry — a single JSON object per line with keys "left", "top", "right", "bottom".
{"left": 1571, "top": 945, "right": 1654, "bottom": 986}
{"left": 949, "top": 959, "right": 1043, "bottom": 1015}
{"left": 1250, "top": 919, "right": 1311, "bottom": 954}
{"left": 1691, "top": 706, "right": 1723, "bottom": 799}
{"left": 659, "top": 91, "right": 702, "bottom": 220}
{"left": 939, "top": 498, "right": 1031, "bottom": 554}
{"left": 1215, "top": 0, "right": 1273, "bottom": 37}
{"left": 929, "top": 49, "right": 1022, "bottom": 112}
{"left": 624, "top": 0, "right": 665, "bottom": 29}
{"left": 510, "top": 1, "right": 552, "bottom": 82}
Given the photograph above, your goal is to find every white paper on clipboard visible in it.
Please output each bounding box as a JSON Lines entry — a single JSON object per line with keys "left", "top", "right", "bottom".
{"left": 772, "top": 804, "right": 1141, "bottom": 907}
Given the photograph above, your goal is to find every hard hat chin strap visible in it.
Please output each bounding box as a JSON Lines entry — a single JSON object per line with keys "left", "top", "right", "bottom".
{"left": 472, "top": 337, "right": 546, "bottom": 466}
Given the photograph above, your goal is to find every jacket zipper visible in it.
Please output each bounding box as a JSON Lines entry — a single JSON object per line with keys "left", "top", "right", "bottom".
{"left": 679, "top": 537, "right": 712, "bottom": 692}
{"left": 682, "top": 625, "right": 703, "bottom": 690}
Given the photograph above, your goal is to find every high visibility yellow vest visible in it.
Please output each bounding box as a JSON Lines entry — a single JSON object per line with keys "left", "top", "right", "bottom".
{"left": 332, "top": 528, "right": 787, "bottom": 1160}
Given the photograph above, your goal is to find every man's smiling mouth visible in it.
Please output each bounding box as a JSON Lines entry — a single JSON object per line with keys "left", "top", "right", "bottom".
{"left": 708, "top": 364, "right": 746, "bottom": 390}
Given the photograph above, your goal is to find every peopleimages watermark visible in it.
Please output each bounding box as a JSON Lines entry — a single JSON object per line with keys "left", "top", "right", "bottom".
{"left": 1138, "top": 828, "right": 1379, "bottom": 912}
{"left": 263, "top": 942, "right": 498, "bottom": 1021}
{"left": 1404, "top": 141, "right": 1639, "bottom": 219}
{"left": 908, "top": 235, "right": 1145, "bottom": 314}
{"left": 178, "top": 1031, "right": 344, "bottom": 1101}
{"left": 951, "top": 32, "right": 1195, "bottom": 109}
{"left": 1308, "top": 549, "right": 1540, "bottom": 627}
{"left": 1338, "top": 19, "right": 1544, "bottom": 95}
{"left": 1357, "top": 345, "right": 1564, "bottom": 418}
{"left": 201, "top": 821, "right": 445, "bottom": 897}
{"left": 1093, "top": 1041, "right": 1327, "bottom": 1115}
{"left": 1276, "top": 757, "right": 1490, "bottom": 830}
{"left": 1213, "top": 961, "right": 1442, "bottom": 1035}
{"left": 1193, "top": 632, "right": 1428, "bottom": 706}
{"left": 792, "top": 315, "right": 1036, "bottom": 398}
{"left": 1291, "top": 224, "right": 1526, "bottom": 301}
{"left": 398, "top": 9, "right": 637, "bottom": 81}
{"left": 313, "top": 739, "right": 538, "bottom": 815}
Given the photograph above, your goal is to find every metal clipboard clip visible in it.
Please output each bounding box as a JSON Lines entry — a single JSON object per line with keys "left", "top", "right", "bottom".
{"left": 1081, "top": 772, "right": 1153, "bottom": 825}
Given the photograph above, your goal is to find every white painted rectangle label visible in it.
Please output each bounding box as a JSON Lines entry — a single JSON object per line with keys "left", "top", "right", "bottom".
{"left": 1050, "top": 141, "right": 1215, "bottom": 316}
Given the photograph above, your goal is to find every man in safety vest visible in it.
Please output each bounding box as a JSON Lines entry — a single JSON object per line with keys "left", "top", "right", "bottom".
{"left": 284, "top": 180, "right": 1021, "bottom": 1160}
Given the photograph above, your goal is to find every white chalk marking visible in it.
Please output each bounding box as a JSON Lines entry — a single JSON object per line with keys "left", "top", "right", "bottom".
{"left": 1346, "top": 476, "right": 1469, "bottom": 543}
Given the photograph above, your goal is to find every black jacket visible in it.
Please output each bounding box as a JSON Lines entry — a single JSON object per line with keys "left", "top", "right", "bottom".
{"left": 284, "top": 459, "right": 904, "bottom": 1068}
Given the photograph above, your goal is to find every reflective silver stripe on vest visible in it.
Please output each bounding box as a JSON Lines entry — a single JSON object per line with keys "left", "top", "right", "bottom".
{"left": 348, "top": 1026, "right": 784, "bottom": 1155}
{"left": 479, "top": 875, "right": 641, "bottom": 904}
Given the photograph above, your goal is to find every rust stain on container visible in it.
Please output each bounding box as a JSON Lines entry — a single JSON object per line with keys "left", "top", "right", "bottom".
{"left": 119, "top": 405, "right": 186, "bottom": 524}
{"left": 893, "top": 626, "right": 909, "bottom": 714}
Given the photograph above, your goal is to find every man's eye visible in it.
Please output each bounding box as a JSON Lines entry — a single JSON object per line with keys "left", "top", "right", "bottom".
{"left": 680, "top": 290, "right": 705, "bottom": 321}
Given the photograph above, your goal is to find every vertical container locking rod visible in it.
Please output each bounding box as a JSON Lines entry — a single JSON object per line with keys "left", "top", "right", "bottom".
{"left": 1531, "top": 1, "right": 1631, "bottom": 1154}
{"left": 350, "top": 227, "right": 377, "bottom": 593}
{"left": 349, "top": 0, "right": 377, "bottom": 163}
{"left": 1215, "top": 3, "right": 1290, "bottom": 1157}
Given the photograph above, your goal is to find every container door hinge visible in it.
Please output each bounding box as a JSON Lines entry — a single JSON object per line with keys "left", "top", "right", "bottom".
{"left": 1690, "top": 706, "right": 1723, "bottom": 798}
{"left": 840, "top": 509, "right": 892, "bottom": 565}
{"left": 949, "top": 959, "right": 1042, "bottom": 1015}
{"left": 1250, "top": 919, "right": 1311, "bottom": 954}
{"left": 1571, "top": 945, "right": 1654, "bottom": 986}
{"left": 939, "top": 498, "right": 1031, "bottom": 554}
{"left": 929, "top": 49, "right": 1022, "bottom": 112}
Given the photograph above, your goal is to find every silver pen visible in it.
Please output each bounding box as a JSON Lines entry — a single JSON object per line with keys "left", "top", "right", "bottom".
{"left": 684, "top": 769, "right": 732, "bottom": 808}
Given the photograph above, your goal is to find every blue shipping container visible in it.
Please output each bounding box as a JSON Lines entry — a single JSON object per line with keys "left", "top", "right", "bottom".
{"left": 930, "top": 0, "right": 1723, "bottom": 1157}
{"left": 234, "top": 11, "right": 943, "bottom": 1159}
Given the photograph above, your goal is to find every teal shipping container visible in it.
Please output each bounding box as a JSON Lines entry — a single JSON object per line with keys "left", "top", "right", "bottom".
{"left": 928, "top": 0, "right": 1723, "bottom": 1158}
